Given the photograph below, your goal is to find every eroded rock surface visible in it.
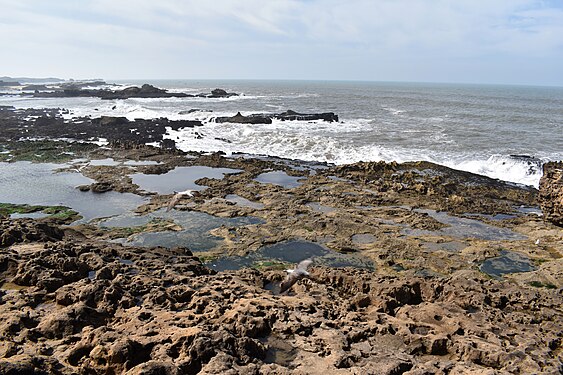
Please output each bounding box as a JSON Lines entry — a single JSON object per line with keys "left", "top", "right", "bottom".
{"left": 540, "top": 161, "right": 563, "bottom": 227}
{"left": 0, "top": 230, "right": 561, "bottom": 374}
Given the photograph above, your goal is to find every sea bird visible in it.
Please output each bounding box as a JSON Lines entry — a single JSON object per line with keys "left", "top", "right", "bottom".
{"left": 68, "top": 162, "right": 90, "bottom": 173}
{"left": 280, "top": 259, "right": 313, "bottom": 294}
{"left": 167, "top": 189, "right": 198, "bottom": 211}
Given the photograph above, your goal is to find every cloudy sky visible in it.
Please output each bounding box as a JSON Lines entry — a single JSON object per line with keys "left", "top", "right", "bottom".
{"left": 1, "top": 0, "right": 562, "bottom": 85}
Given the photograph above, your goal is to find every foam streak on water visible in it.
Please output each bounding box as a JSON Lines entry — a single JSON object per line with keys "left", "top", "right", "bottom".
{"left": 2, "top": 80, "right": 561, "bottom": 187}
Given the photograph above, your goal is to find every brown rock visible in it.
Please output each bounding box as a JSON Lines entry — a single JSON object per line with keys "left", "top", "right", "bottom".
{"left": 539, "top": 161, "right": 563, "bottom": 226}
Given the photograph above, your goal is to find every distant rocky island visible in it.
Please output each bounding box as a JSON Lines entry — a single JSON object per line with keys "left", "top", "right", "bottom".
{"left": 0, "top": 76, "right": 65, "bottom": 84}
{"left": 0, "top": 79, "right": 240, "bottom": 100}
{"left": 33, "top": 84, "right": 240, "bottom": 100}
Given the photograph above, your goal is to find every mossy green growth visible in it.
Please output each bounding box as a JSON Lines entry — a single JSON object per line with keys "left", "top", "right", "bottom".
{"left": 0, "top": 203, "right": 43, "bottom": 217}
{"left": 251, "top": 260, "right": 291, "bottom": 271}
{"left": 0, "top": 140, "right": 98, "bottom": 163}
{"left": 44, "top": 207, "right": 80, "bottom": 221}
{"left": 529, "top": 281, "right": 556, "bottom": 289}
{"left": 0, "top": 203, "right": 79, "bottom": 221}
{"left": 533, "top": 258, "right": 549, "bottom": 266}
{"left": 197, "top": 254, "right": 220, "bottom": 263}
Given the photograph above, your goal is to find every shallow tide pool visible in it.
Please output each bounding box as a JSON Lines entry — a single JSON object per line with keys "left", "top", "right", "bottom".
{"left": 107, "top": 208, "right": 263, "bottom": 252}
{"left": 207, "top": 239, "right": 375, "bottom": 271}
{"left": 480, "top": 250, "right": 535, "bottom": 278}
{"left": 254, "top": 171, "right": 303, "bottom": 189}
{"left": 131, "top": 166, "right": 242, "bottom": 194}
{"left": 0, "top": 161, "right": 146, "bottom": 222}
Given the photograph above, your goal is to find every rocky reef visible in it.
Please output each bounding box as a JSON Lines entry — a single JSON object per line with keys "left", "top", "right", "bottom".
{"left": 28, "top": 84, "right": 238, "bottom": 100}
{"left": 0, "top": 105, "right": 562, "bottom": 374}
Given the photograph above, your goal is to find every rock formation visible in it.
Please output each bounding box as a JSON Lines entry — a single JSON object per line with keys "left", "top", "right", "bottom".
{"left": 215, "top": 112, "right": 273, "bottom": 124}
{"left": 215, "top": 110, "right": 339, "bottom": 124}
{"left": 539, "top": 161, "right": 563, "bottom": 226}
{"left": 0, "top": 226, "right": 561, "bottom": 373}
{"left": 30, "top": 84, "right": 239, "bottom": 100}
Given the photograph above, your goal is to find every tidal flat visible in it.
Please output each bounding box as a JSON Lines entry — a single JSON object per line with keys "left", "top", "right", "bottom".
{"left": 0, "top": 105, "right": 561, "bottom": 374}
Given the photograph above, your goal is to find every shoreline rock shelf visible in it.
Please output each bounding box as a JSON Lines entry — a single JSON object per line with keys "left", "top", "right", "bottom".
{"left": 0, "top": 230, "right": 561, "bottom": 374}
{"left": 0, "top": 104, "right": 562, "bottom": 374}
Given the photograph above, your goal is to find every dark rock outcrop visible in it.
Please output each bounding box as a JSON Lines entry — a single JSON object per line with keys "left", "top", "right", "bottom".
{"left": 0, "top": 107, "right": 202, "bottom": 146}
{"left": 273, "top": 109, "right": 338, "bottom": 122}
{"left": 215, "top": 109, "right": 339, "bottom": 124}
{"left": 30, "top": 84, "right": 239, "bottom": 100}
{"left": 207, "top": 88, "right": 238, "bottom": 98}
{"left": 0, "top": 219, "right": 64, "bottom": 247}
{"left": 215, "top": 112, "right": 272, "bottom": 124}
{"left": 539, "top": 161, "right": 563, "bottom": 226}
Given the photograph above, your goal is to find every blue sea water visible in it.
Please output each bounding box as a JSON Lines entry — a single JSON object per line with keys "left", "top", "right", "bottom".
{"left": 1, "top": 80, "right": 561, "bottom": 187}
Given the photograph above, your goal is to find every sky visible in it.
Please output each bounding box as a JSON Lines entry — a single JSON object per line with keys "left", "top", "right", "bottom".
{"left": 1, "top": 0, "right": 562, "bottom": 86}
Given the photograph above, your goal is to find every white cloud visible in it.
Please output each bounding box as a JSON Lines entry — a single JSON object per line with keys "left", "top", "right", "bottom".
{"left": 0, "top": 0, "right": 561, "bottom": 84}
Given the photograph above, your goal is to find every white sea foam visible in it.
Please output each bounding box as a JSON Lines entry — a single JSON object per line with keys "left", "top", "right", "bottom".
{"left": 382, "top": 107, "right": 405, "bottom": 116}
{"left": 1, "top": 81, "right": 559, "bottom": 189}
{"left": 164, "top": 119, "right": 547, "bottom": 187}
{"left": 444, "top": 155, "right": 543, "bottom": 187}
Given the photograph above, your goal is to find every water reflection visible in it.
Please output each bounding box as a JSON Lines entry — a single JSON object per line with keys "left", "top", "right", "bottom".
{"left": 402, "top": 209, "right": 527, "bottom": 241}
{"left": 0, "top": 161, "right": 146, "bottom": 222}
{"left": 480, "top": 250, "right": 535, "bottom": 278}
{"left": 225, "top": 194, "right": 264, "bottom": 209}
{"left": 254, "top": 171, "right": 303, "bottom": 188}
{"left": 9, "top": 212, "right": 51, "bottom": 220}
{"left": 108, "top": 208, "right": 263, "bottom": 252}
{"left": 207, "top": 239, "right": 375, "bottom": 271}
{"left": 131, "top": 166, "right": 242, "bottom": 194}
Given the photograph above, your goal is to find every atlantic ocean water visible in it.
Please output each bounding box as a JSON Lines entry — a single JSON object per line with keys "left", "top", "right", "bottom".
{"left": 2, "top": 80, "right": 561, "bottom": 187}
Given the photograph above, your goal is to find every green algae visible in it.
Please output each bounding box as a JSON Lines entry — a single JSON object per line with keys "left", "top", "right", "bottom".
{"left": 0, "top": 140, "right": 98, "bottom": 163}
{"left": 0, "top": 203, "right": 79, "bottom": 221}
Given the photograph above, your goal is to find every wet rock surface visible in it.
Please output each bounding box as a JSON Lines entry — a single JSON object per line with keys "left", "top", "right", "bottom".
{"left": 215, "top": 110, "right": 339, "bottom": 124}
{"left": 0, "top": 106, "right": 202, "bottom": 148}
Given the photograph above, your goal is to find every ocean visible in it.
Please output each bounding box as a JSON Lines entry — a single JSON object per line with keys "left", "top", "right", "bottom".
{"left": 2, "top": 80, "right": 562, "bottom": 187}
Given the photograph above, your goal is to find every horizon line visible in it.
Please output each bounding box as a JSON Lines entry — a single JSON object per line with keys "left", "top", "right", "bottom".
{"left": 2, "top": 75, "right": 563, "bottom": 89}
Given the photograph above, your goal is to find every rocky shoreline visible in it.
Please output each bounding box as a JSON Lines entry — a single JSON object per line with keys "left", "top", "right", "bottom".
{"left": 0, "top": 102, "right": 562, "bottom": 374}
{"left": 1, "top": 80, "right": 239, "bottom": 100}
